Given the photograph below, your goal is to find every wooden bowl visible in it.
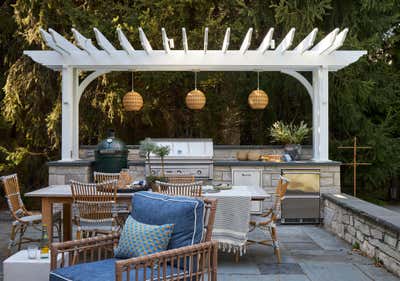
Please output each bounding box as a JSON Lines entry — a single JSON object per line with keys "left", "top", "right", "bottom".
{"left": 247, "top": 151, "right": 261, "bottom": 161}
{"left": 236, "top": 151, "right": 248, "bottom": 161}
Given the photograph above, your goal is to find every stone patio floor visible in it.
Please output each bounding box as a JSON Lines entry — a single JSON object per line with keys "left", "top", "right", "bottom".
{"left": 1, "top": 211, "right": 399, "bottom": 281}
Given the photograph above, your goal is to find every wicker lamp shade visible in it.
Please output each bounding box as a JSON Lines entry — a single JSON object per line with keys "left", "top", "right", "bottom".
{"left": 185, "top": 89, "right": 206, "bottom": 110}
{"left": 123, "top": 91, "right": 143, "bottom": 111}
{"left": 248, "top": 89, "right": 269, "bottom": 110}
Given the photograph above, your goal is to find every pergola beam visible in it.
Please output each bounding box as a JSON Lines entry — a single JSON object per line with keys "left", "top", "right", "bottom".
{"left": 94, "top": 28, "right": 116, "bottom": 55}
{"left": 117, "top": 28, "right": 135, "bottom": 55}
{"left": 294, "top": 28, "right": 318, "bottom": 54}
{"left": 275, "top": 28, "right": 295, "bottom": 54}
{"left": 240, "top": 28, "right": 253, "bottom": 54}
{"left": 182, "top": 28, "right": 188, "bottom": 53}
{"left": 257, "top": 28, "right": 274, "bottom": 54}
{"left": 222, "top": 28, "right": 230, "bottom": 53}
{"left": 138, "top": 28, "right": 153, "bottom": 54}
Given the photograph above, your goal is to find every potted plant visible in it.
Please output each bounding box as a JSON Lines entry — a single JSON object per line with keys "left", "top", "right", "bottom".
{"left": 269, "top": 121, "right": 311, "bottom": 160}
{"left": 153, "top": 145, "right": 171, "bottom": 177}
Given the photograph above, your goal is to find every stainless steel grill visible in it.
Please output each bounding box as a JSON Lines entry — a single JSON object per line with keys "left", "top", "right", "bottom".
{"left": 146, "top": 139, "right": 214, "bottom": 180}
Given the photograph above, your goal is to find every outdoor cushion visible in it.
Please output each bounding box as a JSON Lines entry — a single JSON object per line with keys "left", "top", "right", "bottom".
{"left": 131, "top": 191, "right": 205, "bottom": 250}
{"left": 49, "top": 258, "right": 186, "bottom": 281}
{"left": 114, "top": 215, "right": 174, "bottom": 258}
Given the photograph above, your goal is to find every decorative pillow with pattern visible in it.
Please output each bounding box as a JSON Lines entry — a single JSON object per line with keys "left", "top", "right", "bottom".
{"left": 114, "top": 216, "right": 174, "bottom": 259}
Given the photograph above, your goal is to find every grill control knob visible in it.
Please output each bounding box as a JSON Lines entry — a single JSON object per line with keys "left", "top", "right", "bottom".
{"left": 197, "top": 170, "right": 202, "bottom": 175}
{"left": 177, "top": 170, "right": 183, "bottom": 174}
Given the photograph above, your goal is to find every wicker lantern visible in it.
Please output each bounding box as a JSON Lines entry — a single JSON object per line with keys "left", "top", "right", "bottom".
{"left": 123, "top": 91, "right": 143, "bottom": 111}
{"left": 186, "top": 72, "right": 206, "bottom": 110}
{"left": 123, "top": 72, "right": 143, "bottom": 111}
{"left": 248, "top": 72, "right": 269, "bottom": 110}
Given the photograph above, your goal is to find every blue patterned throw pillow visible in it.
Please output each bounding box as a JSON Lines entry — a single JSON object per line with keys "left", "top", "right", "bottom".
{"left": 114, "top": 216, "right": 174, "bottom": 258}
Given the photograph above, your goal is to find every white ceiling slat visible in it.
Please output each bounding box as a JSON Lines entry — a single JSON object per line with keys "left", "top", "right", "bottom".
{"left": 274, "top": 28, "right": 296, "bottom": 54}
{"left": 182, "top": 28, "right": 188, "bottom": 53}
{"left": 294, "top": 28, "right": 318, "bottom": 54}
{"left": 48, "top": 28, "right": 81, "bottom": 54}
{"left": 221, "top": 28, "right": 231, "bottom": 53}
{"left": 161, "top": 28, "right": 170, "bottom": 53}
{"left": 311, "top": 28, "right": 339, "bottom": 54}
{"left": 138, "top": 27, "right": 153, "bottom": 54}
{"left": 257, "top": 28, "right": 274, "bottom": 54}
{"left": 39, "top": 28, "right": 69, "bottom": 55}
{"left": 204, "top": 27, "right": 208, "bottom": 53}
{"left": 71, "top": 28, "right": 99, "bottom": 54}
{"left": 117, "top": 28, "right": 135, "bottom": 56}
{"left": 93, "top": 28, "right": 116, "bottom": 55}
{"left": 239, "top": 28, "right": 253, "bottom": 54}
{"left": 323, "top": 28, "right": 349, "bottom": 55}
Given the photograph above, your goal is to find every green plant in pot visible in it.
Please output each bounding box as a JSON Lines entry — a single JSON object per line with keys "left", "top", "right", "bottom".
{"left": 269, "top": 121, "right": 311, "bottom": 160}
{"left": 139, "top": 138, "right": 162, "bottom": 190}
{"left": 153, "top": 145, "right": 171, "bottom": 177}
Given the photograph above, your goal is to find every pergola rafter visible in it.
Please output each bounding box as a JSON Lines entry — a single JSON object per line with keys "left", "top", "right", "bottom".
{"left": 24, "top": 26, "right": 366, "bottom": 162}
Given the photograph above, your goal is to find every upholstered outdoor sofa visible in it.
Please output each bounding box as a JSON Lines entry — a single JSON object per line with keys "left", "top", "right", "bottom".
{"left": 49, "top": 192, "right": 218, "bottom": 281}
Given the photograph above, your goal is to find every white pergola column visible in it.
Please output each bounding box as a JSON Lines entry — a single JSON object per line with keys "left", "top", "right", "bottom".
{"left": 72, "top": 68, "right": 80, "bottom": 160}
{"left": 61, "top": 66, "right": 75, "bottom": 161}
{"left": 312, "top": 67, "right": 329, "bottom": 161}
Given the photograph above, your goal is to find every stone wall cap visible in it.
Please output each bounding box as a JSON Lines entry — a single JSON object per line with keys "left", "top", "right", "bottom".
{"left": 128, "top": 160, "right": 145, "bottom": 166}
{"left": 214, "top": 160, "right": 341, "bottom": 166}
{"left": 47, "top": 160, "right": 94, "bottom": 167}
{"left": 323, "top": 193, "right": 400, "bottom": 234}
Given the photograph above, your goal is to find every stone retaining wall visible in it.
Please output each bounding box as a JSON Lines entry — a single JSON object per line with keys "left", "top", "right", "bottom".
{"left": 323, "top": 193, "right": 400, "bottom": 277}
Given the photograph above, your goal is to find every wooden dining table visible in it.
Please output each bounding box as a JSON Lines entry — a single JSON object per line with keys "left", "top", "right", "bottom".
{"left": 25, "top": 185, "right": 135, "bottom": 242}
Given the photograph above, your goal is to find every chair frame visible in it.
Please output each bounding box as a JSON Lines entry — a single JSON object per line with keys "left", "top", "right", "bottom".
{"left": 93, "top": 171, "right": 121, "bottom": 184}
{"left": 70, "top": 180, "right": 119, "bottom": 239}
{"left": 247, "top": 176, "right": 290, "bottom": 263}
{"left": 155, "top": 180, "right": 203, "bottom": 197}
{"left": 166, "top": 175, "right": 195, "bottom": 184}
{"left": 50, "top": 198, "right": 218, "bottom": 281}
{"left": 1, "top": 173, "right": 61, "bottom": 254}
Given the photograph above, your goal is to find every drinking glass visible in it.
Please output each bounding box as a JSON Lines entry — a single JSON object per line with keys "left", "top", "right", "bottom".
{"left": 27, "top": 245, "right": 38, "bottom": 259}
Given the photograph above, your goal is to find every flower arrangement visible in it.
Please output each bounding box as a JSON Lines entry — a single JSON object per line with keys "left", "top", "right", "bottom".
{"left": 270, "top": 121, "right": 311, "bottom": 145}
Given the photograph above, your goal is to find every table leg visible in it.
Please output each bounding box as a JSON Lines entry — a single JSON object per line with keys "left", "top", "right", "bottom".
{"left": 41, "top": 198, "right": 53, "bottom": 242}
{"left": 63, "top": 203, "right": 72, "bottom": 241}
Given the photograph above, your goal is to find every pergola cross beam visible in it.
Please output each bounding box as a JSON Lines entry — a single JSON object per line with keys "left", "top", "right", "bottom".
{"left": 23, "top": 26, "right": 366, "bottom": 162}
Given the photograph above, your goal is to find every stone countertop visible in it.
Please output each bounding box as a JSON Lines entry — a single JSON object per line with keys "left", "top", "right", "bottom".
{"left": 213, "top": 160, "right": 341, "bottom": 166}
{"left": 323, "top": 193, "right": 400, "bottom": 234}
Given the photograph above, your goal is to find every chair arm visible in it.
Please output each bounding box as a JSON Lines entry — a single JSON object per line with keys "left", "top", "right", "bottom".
{"left": 115, "top": 241, "right": 219, "bottom": 281}
{"left": 50, "top": 233, "right": 120, "bottom": 270}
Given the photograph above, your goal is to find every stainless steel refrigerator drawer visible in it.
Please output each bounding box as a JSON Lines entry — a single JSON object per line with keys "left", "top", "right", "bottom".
{"left": 281, "top": 197, "right": 320, "bottom": 220}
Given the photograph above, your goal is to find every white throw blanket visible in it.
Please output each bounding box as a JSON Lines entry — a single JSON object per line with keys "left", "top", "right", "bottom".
{"left": 211, "top": 195, "right": 251, "bottom": 255}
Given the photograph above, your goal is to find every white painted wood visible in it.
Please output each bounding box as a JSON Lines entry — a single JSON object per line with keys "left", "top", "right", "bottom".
{"left": 72, "top": 68, "right": 80, "bottom": 160}
{"left": 232, "top": 168, "right": 263, "bottom": 188}
{"left": 312, "top": 70, "right": 320, "bottom": 161}
{"left": 77, "top": 70, "right": 110, "bottom": 101}
{"left": 204, "top": 27, "right": 208, "bottom": 53}
{"left": 257, "top": 28, "right": 274, "bottom": 54}
{"left": 222, "top": 28, "right": 230, "bottom": 53}
{"left": 39, "top": 28, "right": 69, "bottom": 55}
{"left": 71, "top": 28, "right": 99, "bottom": 54}
{"left": 48, "top": 28, "right": 81, "bottom": 54}
{"left": 117, "top": 28, "right": 135, "bottom": 55}
{"left": 240, "top": 28, "right": 253, "bottom": 54}
{"left": 93, "top": 28, "right": 116, "bottom": 55}
{"left": 294, "top": 28, "right": 318, "bottom": 54}
{"left": 61, "top": 67, "right": 74, "bottom": 161}
{"left": 280, "top": 70, "right": 313, "bottom": 101}
{"left": 275, "top": 28, "right": 295, "bottom": 54}
{"left": 161, "top": 28, "right": 170, "bottom": 53}
{"left": 311, "top": 28, "right": 339, "bottom": 54}
{"left": 182, "top": 27, "right": 188, "bottom": 53}
{"left": 138, "top": 27, "right": 152, "bottom": 54}
{"left": 323, "top": 28, "right": 349, "bottom": 55}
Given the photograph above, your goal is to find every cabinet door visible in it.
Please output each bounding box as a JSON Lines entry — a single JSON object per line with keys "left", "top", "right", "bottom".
{"left": 232, "top": 169, "right": 262, "bottom": 188}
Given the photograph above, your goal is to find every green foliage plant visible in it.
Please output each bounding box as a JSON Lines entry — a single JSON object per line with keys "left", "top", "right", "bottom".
{"left": 270, "top": 121, "right": 311, "bottom": 145}
{"left": 139, "top": 138, "right": 157, "bottom": 173}
{"left": 153, "top": 145, "right": 170, "bottom": 177}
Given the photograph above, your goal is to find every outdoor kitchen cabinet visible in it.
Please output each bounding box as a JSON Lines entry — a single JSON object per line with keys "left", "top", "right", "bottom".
{"left": 232, "top": 168, "right": 264, "bottom": 214}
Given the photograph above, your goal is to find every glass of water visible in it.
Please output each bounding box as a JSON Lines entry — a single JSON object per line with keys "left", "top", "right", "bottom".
{"left": 27, "top": 245, "right": 38, "bottom": 259}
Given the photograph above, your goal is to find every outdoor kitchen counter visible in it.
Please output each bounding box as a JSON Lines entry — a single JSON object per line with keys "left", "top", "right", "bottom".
{"left": 213, "top": 160, "right": 341, "bottom": 166}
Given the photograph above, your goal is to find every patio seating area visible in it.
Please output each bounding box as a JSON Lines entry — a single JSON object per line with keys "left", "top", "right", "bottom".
{"left": 0, "top": 213, "right": 398, "bottom": 281}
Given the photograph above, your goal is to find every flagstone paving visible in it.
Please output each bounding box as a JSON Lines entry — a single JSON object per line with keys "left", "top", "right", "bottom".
{"left": 0, "top": 211, "right": 399, "bottom": 281}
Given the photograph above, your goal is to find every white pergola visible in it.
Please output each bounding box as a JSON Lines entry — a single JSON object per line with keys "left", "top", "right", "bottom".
{"left": 24, "top": 26, "right": 366, "bottom": 162}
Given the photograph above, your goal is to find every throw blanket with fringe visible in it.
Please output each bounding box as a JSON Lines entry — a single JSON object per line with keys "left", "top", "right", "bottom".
{"left": 211, "top": 195, "right": 251, "bottom": 255}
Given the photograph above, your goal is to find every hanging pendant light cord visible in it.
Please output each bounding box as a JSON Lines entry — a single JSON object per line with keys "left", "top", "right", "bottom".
{"left": 131, "top": 72, "right": 134, "bottom": 91}
{"left": 194, "top": 71, "right": 197, "bottom": 90}
{"left": 257, "top": 71, "right": 260, "bottom": 90}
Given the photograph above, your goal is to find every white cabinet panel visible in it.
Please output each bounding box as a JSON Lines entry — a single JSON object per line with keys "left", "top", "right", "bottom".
{"left": 232, "top": 168, "right": 262, "bottom": 188}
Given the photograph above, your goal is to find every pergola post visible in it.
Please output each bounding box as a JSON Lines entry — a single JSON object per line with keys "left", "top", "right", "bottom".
{"left": 61, "top": 66, "right": 74, "bottom": 161}
{"left": 72, "top": 68, "right": 80, "bottom": 160}
{"left": 312, "top": 67, "right": 329, "bottom": 161}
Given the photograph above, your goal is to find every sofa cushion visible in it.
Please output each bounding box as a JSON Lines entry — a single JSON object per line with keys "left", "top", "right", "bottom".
{"left": 131, "top": 192, "right": 205, "bottom": 250}
{"left": 114, "top": 215, "right": 174, "bottom": 258}
{"left": 50, "top": 258, "right": 186, "bottom": 281}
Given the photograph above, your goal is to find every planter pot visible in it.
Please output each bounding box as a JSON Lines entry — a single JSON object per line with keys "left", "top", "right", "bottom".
{"left": 284, "top": 144, "right": 302, "bottom": 161}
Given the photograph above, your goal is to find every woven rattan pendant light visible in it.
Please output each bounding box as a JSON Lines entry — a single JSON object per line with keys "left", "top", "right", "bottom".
{"left": 248, "top": 72, "right": 269, "bottom": 110}
{"left": 185, "top": 72, "right": 206, "bottom": 110}
{"left": 123, "top": 72, "right": 143, "bottom": 111}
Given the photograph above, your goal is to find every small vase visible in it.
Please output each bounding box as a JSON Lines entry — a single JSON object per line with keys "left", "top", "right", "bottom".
{"left": 284, "top": 144, "right": 302, "bottom": 161}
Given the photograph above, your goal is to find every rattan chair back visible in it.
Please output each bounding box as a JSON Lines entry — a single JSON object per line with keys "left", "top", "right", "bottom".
{"left": 93, "top": 171, "right": 120, "bottom": 183}
{"left": 202, "top": 198, "right": 217, "bottom": 242}
{"left": 273, "top": 176, "right": 289, "bottom": 218}
{"left": 166, "top": 175, "right": 195, "bottom": 184}
{"left": 155, "top": 180, "right": 203, "bottom": 197}
{"left": 1, "top": 174, "right": 28, "bottom": 220}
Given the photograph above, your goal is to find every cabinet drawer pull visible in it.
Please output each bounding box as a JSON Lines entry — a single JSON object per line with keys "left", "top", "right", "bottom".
{"left": 241, "top": 173, "right": 252, "bottom": 176}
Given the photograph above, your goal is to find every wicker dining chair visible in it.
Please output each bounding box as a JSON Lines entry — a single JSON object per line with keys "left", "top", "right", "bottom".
{"left": 1, "top": 174, "right": 61, "bottom": 254}
{"left": 166, "top": 174, "right": 195, "bottom": 184}
{"left": 93, "top": 171, "right": 120, "bottom": 184}
{"left": 155, "top": 180, "right": 203, "bottom": 197}
{"left": 50, "top": 198, "right": 218, "bottom": 281}
{"left": 247, "top": 176, "right": 290, "bottom": 263}
{"left": 70, "top": 180, "right": 119, "bottom": 239}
